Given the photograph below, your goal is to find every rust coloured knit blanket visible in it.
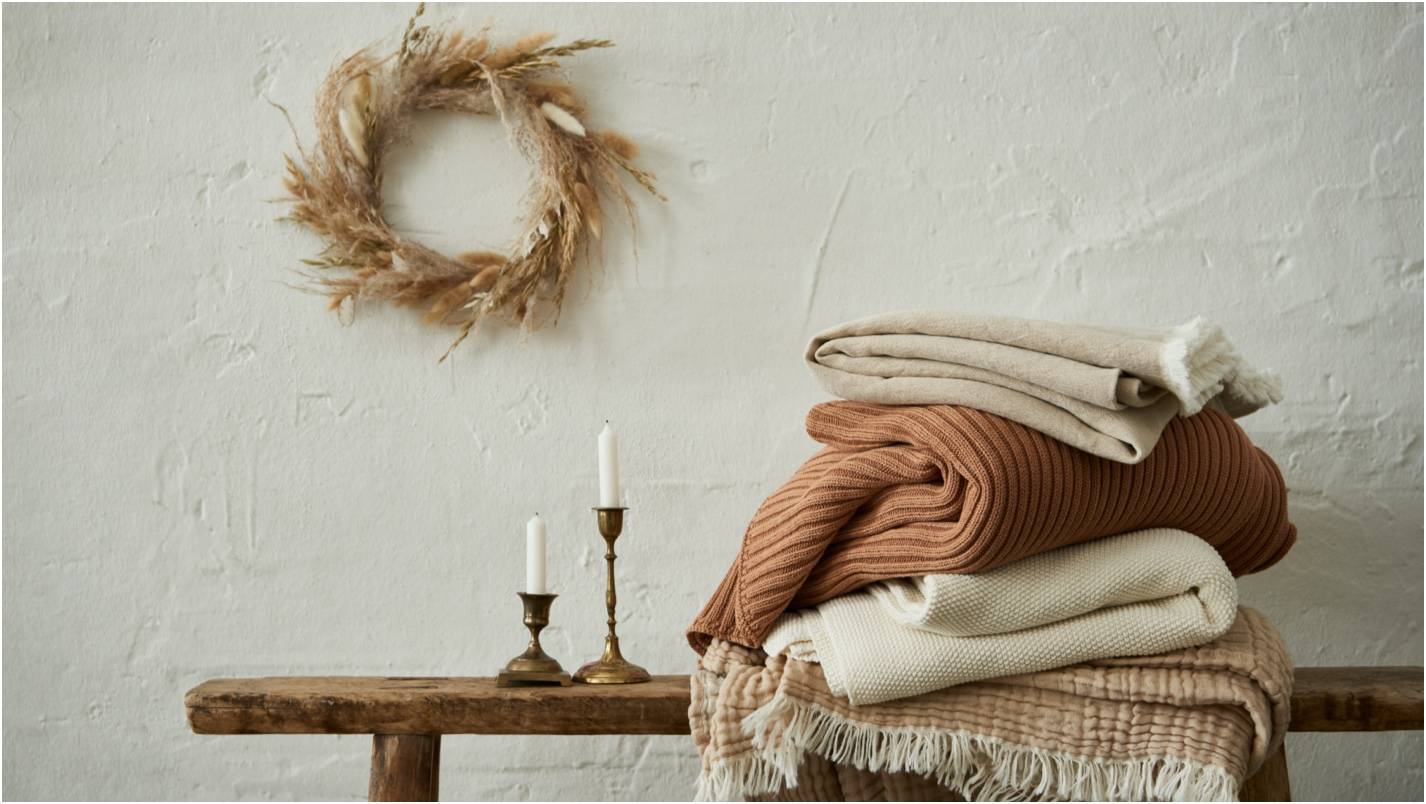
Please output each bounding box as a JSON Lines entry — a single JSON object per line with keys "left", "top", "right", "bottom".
{"left": 688, "top": 402, "right": 1294, "bottom": 652}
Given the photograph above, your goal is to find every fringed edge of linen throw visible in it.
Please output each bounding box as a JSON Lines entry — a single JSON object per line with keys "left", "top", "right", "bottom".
{"left": 695, "top": 691, "right": 1239, "bottom": 802}
{"left": 1161, "top": 317, "right": 1282, "bottom": 417}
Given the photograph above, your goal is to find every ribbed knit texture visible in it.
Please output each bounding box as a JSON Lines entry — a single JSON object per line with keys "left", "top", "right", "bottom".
{"left": 687, "top": 402, "right": 1295, "bottom": 652}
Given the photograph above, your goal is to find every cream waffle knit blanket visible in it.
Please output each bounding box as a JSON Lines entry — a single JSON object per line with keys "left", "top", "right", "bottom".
{"left": 806, "top": 311, "right": 1281, "bottom": 463}
{"left": 764, "top": 529, "right": 1238, "bottom": 705}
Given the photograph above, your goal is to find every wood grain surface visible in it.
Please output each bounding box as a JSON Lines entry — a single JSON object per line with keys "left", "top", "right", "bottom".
{"left": 187, "top": 675, "right": 692, "bottom": 735}
{"left": 188, "top": 667, "right": 1421, "bottom": 736}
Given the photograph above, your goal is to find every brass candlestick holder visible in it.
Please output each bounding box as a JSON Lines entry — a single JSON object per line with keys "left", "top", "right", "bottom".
{"left": 573, "top": 507, "right": 651, "bottom": 684}
{"left": 496, "top": 592, "right": 572, "bottom": 687}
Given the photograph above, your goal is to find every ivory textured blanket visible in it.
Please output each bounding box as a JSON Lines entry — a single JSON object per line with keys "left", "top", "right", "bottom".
{"left": 763, "top": 529, "right": 1238, "bottom": 705}
{"left": 687, "top": 403, "right": 1294, "bottom": 651}
{"left": 806, "top": 312, "right": 1281, "bottom": 463}
{"left": 690, "top": 608, "right": 1291, "bottom": 802}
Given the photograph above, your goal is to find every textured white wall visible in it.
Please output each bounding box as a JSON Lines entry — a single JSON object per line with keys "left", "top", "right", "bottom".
{"left": 3, "top": 3, "right": 1421, "bottom": 801}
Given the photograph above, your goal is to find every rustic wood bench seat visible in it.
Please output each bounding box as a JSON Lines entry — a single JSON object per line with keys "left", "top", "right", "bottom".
{"left": 186, "top": 666, "right": 1422, "bottom": 801}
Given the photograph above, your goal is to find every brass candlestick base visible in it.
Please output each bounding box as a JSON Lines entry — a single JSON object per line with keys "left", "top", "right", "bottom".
{"left": 574, "top": 507, "right": 651, "bottom": 684}
{"left": 497, "top": 592, "right": 572, "bottom": 687}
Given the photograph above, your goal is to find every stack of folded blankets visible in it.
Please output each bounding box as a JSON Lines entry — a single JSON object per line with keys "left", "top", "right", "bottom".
{"left": 687, "top": 312, "right": 1297, "bottom": 802}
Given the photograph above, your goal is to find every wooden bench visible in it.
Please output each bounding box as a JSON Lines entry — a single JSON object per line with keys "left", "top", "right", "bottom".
{"left": 186, "top": 667, "right": 1422, "bottom": 801}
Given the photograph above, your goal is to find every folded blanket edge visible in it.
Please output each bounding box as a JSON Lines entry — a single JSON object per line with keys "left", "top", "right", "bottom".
{"left": 695, "top": 691, "right": 1239, "bottom": 802}
{"left": 805, "top": 312, "right": 1285, "bottom": 419}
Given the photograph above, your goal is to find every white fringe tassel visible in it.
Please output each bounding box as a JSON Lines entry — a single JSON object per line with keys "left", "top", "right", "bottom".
{"left": 696, "top": 692, "right": 1239, "bottom": 802}
{"left": 1159, "top": 317, "right": 1282, "bottom": 416}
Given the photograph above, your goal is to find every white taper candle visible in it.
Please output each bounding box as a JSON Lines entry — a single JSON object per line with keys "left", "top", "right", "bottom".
{"left": 598, "top": 422, "right": 620, "bottom": 507}
{"left": 526, "top": 513, "right": 547, "bottom": 594}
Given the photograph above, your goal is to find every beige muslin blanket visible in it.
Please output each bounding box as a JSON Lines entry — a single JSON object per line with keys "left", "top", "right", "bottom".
{"left": 691, "top": 608, "right": 1292, "bottom": 802}
{"left": 806, "top": 311, "right": 1282, "bottom": 463}
{"left": 764, "top": 529, "right": 1238, "bottom": 705}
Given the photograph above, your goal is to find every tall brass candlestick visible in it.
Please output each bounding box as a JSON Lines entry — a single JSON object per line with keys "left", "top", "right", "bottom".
{"left": 573, "top": 507, "right": 650, "bottom": 684}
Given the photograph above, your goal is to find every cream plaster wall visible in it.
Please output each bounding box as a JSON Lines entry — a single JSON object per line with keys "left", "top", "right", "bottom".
{"left": 3, "top": 3, "right": 1422, "bottom": 800}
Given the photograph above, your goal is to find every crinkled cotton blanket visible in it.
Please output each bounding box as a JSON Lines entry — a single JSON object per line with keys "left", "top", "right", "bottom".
{"left": 691, "top": 608, "right": 1292, "bottom": 802}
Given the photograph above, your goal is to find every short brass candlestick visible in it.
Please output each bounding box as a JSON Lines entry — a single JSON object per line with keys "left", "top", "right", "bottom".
{"left": 496, "top": 592, "right": 572, "bottom": 687}
{"left": 573, "top": 507, "right": 651, "bottom": 684}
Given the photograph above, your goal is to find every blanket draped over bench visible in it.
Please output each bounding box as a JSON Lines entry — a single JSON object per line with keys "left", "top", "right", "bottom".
{"left": 805, "top": 311, "right": 1281, "bottom": 463}
{"left": 690, "top": 607, "right": 1291, "bottom": 802}
{"left": 687, "top": 403, "right": 1295, "bottom": 652}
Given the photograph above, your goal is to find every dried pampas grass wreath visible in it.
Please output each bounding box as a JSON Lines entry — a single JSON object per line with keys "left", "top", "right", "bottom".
{"left": 281, "top": 5, "right": 663, "bottom": 360}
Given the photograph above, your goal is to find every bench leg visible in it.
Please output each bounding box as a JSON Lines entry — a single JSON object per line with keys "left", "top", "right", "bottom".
{"left": 369, "top": 734, "right": 440, "bottom": 802}
{"left": 1240, "top": 743, "right": 1291, "bottom": 801}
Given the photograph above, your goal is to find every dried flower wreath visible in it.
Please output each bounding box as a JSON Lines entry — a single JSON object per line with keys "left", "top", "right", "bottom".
{"left": 281, "top": 6, "right": 662, "bottom": 359}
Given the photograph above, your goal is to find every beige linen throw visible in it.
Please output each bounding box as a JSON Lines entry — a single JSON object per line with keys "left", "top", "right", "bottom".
{"left": 691, "top": 608, "right": 1291, "bottom": 802}
{"left": 763, "top": 529, "right": 1238, "bottom": 705}
{"left": 806, "top": 311, "right": 1282, "bottom": 463}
